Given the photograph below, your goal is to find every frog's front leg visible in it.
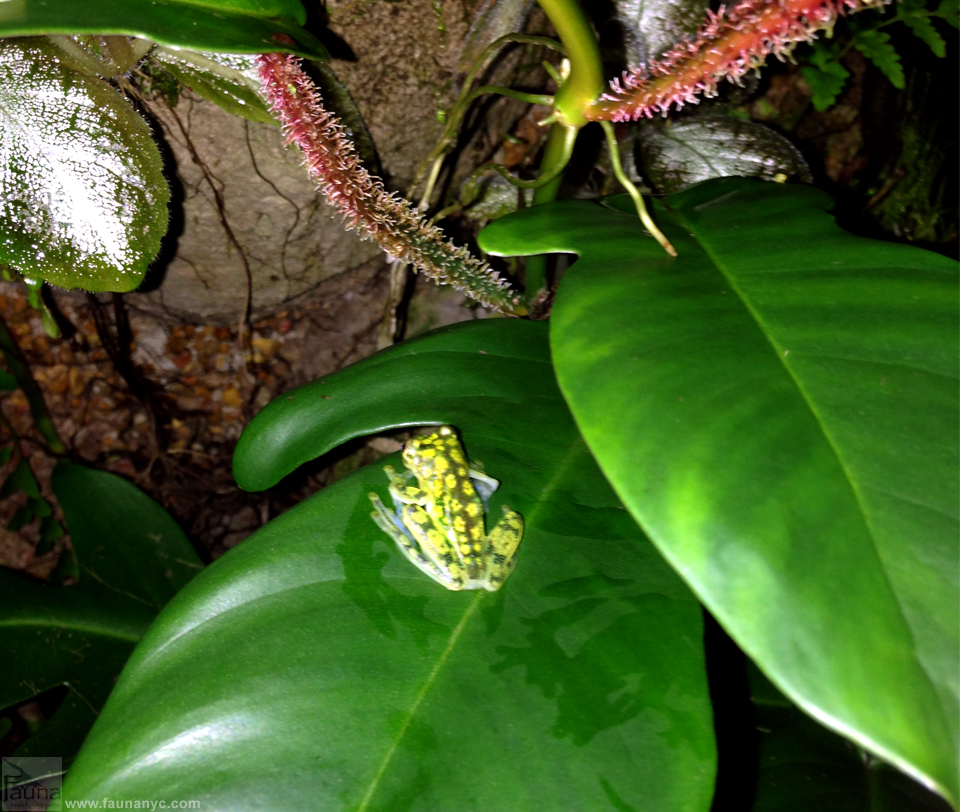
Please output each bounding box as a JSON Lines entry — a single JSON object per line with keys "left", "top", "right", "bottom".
{"left": 481, "top": 505, "right": 524, "bottom": 592}
{"left": 369, "top": 490, "right": 408, "bottom": 539}
{"left": 383, "top": 464, "right": 427, "bottom": 511}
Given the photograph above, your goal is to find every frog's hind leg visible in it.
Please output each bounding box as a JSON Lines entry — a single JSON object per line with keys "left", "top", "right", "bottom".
{"left": 401, "top": 505, "right": 467, "bottom": 591}
{"left": 395, "top": 532, "right": 464, "bottom": 591}
{"left": 370, "top": 494, "right": 464, "bottom": 591}
{"left": 483, "top": 505, "right": 524, "bottom": 592}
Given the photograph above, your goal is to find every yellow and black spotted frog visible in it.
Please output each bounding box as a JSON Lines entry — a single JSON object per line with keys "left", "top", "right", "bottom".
{"left": 368, "top": 426, "right": 523, "bottom": 591}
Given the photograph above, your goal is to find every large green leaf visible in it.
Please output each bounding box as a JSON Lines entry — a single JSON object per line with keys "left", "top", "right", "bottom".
{"left": 479, "top": 179, "right": 959, "bottom": 805}
{"left": 0, "top": 571, "right": 151, "bottom": 763}
{"left": 52, "top": 463, "right": 201, "bottom": 606}
{"left": 0, "top": 0, "right": 326, "bottom": 58}
{"left": 64, "top": 320, "right": 716, "bottom": 811}
{"left": 0, "top": 463, "right": 201, "bottom": 764}
{"left": 0, "top": 38, "right": 169, "bottom": 292}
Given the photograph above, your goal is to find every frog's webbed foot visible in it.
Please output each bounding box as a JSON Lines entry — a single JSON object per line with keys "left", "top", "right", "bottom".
{"left": 483, "top": 505, "right": 523, "bottom": 592}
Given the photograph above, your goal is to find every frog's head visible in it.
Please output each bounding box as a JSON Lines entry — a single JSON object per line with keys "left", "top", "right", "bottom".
{"left": 402, "top": 425, "right": 456, "bottom": 474}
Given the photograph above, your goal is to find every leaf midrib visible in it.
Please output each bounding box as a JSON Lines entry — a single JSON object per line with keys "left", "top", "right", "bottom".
{"left": 0, "top": 616, "right": 145, "bottom": 643}
{"left": 357, "top": 433, "right": 590, "bottom": 809}
{"left": 671, "top": 206, "right": 944, "bottom": 726}
{"left": 356, "top": 594, "right": 481, "bottom": 812}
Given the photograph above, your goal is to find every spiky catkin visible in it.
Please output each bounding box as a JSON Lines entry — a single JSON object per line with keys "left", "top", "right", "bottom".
{"left": 589, "top": 0, "right": 887, "bottom": 122}
{"left": 257, "top": 53, "right": 520, "bottom": 312}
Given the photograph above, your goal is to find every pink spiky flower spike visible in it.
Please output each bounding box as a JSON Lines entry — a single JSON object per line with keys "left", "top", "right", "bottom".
{"left": 590, "top": 0, "right": 887, "bottom": 121}
{"left": 257, "top": 53, "right": 522, "bottom": 314}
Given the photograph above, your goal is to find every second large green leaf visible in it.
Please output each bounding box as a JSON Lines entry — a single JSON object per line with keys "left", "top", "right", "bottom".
{"left": 480, "top": 179, "right": 959, "bottom": 805}
{"left": 64, "top": 320, "right": 715, "bottom": 811}
{"left": 0, "top": 38, "right": 168, "bottom": 291}
{"left": 0, "top": 0, "right": 326, "bottom": 58}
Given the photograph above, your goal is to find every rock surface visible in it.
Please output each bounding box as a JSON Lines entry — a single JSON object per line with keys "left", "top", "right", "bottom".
{"left": 134, "top": 94, "right": 382, "bottom": 324}
{"left": 135, "top": 0, "right": 533, "bottom": 324}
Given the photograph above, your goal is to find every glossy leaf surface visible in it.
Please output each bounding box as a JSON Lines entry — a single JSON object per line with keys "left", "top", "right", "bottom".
{"left": 0, "top": 39, "right": 168, "bottom": 292}
{"left": 479, "top": 179, "right": 959, "bottom": 804}
{"left": 0, "top": 463, "right": 201, "bottom": 763}
{"left": 0, "top": 0, "right": 326, "bottom": 58}
{"left": 147, "top": 49, "right": 275, "bottom": 125}
{"left": 52, "top": 463, "right": 201, "bottom": 605}
{"left": 65, "top": 320, "right": 715, "bottom": 811}
{"left": 637, "top": 114, "right": 812, "bottom": 193}
{"left": 612, "top": 0, "right": 709, "bottom": 65}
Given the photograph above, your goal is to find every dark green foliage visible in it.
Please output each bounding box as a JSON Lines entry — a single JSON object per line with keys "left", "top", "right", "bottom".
{"left": 480, "top": 179, "right": 959, "bottom": 804}
{"left": 638, "top": 114, "right": 811, "bottom": 193}
{"left": 65, "top": 321, "right": 715, "bottom": 811}
{"left": 801, "top": 0, "right": 954, "bottom": 111}
{"left": 0, "top": 39, "right": 169, "bottom": 293}
{"left": 0, "top": 0, "right": 326, "bottom": 58}
{"left": 851, "top": 25, "right": 905, "bottom": 87}
{"left": 0, "top": 464, "right": 202, "bottom": 765}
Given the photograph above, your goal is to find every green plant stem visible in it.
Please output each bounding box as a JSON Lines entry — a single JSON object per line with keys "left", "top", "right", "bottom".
{"left": 431, "top": 124, "right": 577, "bottom": 224}
{"left": 541, "top": 60, "right": 563, "bottom": 85}
{"left": 47, "top": 35, "right": 114, "bottom": 77}
{"left": 535, "top": 0, "right": 604, "bottom": 128}
{"left": 470, "top": 86, "right": 555, "bottom": 108}
{"left": 488, "top": 125, "right": 577, "bottom": 192}
{"left": 0, "top": 314, "right": 65, "bottom": 454}
{"left": 417, "top": 89, "right": 555, "bottom": 210}
{"left": 409, "top": 33, "right": 565, "bottom": 204}
{"left": 532, "top": 123, "right": 574, "bottom": 205}
{"left": 520, "top": 0, "right": 608, "bottom": 305}
{"left": 521, "top": 123, "right": 576, "bottom": 305}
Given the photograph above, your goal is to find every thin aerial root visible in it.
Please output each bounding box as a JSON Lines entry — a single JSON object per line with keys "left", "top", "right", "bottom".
{"left": 599, "top": 122, "right": 676, "bottom": 257}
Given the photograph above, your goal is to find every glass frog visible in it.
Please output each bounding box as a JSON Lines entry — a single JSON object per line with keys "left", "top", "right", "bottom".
{"left": 368, "top": 426, "right": 523, "bottom": 591}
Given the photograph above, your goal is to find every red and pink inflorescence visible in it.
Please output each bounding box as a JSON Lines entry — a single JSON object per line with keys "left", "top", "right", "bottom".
{"left": 588, "top": 0, "right": 887, "bottom": 122}
{"left": 257, "top": 53, "right": 520, "bottom": 313}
